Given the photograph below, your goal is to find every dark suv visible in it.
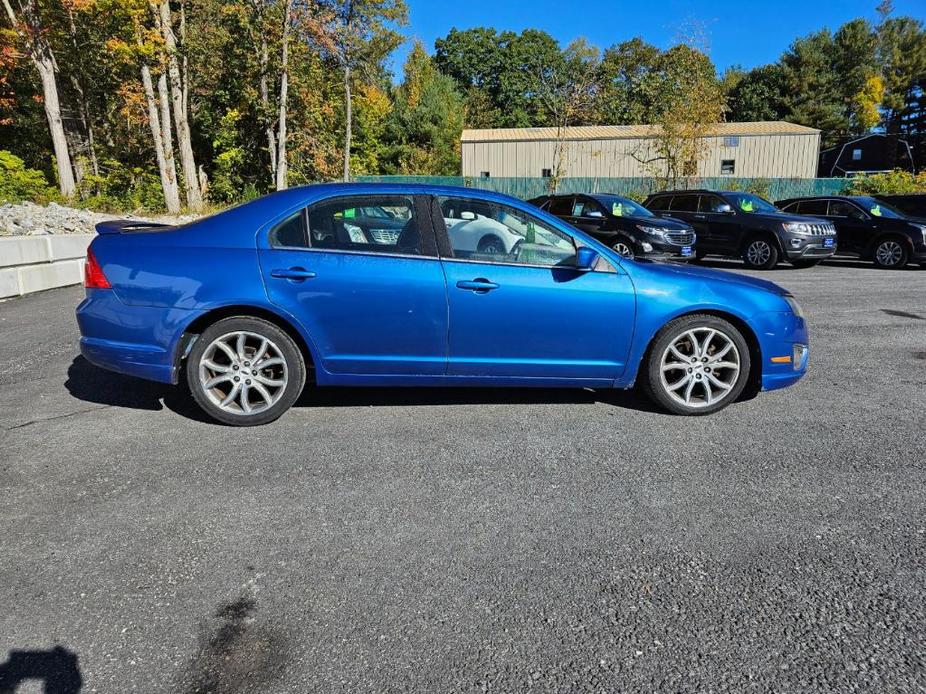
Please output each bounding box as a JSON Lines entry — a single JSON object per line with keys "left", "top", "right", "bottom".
{"left": 776, "top": 195, "right": 926, "bottom": 269}
{"left": 529, "top": 193, "right": 696, "bottom": 261}
{"left": 643, "top": 190, "right": 837, "bottom": 270}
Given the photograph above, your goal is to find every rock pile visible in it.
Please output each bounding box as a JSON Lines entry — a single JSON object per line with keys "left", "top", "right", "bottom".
{"left": 0, "top": 201, "right": 198, "bottom": 236}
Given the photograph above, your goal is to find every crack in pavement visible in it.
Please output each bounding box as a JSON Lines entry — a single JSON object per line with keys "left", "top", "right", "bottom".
{"left": 6, "top": 404, "right": 112, "bottom": 431}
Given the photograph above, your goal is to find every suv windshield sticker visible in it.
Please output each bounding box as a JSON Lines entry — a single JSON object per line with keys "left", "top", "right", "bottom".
{"left": 739, "top": 199, "right": 755, "bottom": 213}
{"left": 870, "top": 204, "right": 883, "bottom": 217}
{"left": 612, "top": 202, "right": 624, "bottom": 216}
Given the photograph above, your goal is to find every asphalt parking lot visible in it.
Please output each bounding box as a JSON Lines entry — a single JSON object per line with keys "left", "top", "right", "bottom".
{"left": 1, "top": 258, "right": 924, "bottom": 693}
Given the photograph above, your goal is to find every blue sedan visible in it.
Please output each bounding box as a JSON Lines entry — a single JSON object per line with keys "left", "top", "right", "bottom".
{"left": 76, "top": 184, "right": 809, "bottom": 425}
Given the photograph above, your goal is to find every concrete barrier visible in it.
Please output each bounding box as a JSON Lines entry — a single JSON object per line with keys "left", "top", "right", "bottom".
{"left": 0, "top": 234, "right": 94, "bottom": 299}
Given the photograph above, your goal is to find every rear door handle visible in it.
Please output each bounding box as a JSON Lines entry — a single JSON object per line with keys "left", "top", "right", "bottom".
{"left": 270, "top": 267, "right": 317, "bottom": 281}
{"left": 694, "top": 214, "right": 706, "bottom": 219}
{"left": 456, "top": 279, "right": 499, "bottom": 293}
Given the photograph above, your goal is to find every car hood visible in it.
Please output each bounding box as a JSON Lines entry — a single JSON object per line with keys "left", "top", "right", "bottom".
{"left": 623, "top": 214, "right": 692, "bottom": 230}
{"left": 632, "top": 258, "right": 789, "bottom": 296}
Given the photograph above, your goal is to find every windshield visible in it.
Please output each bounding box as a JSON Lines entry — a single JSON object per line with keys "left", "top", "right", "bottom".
{"left": 854, "top": 197, "right": 905, "bottom": 219}
{"left": 595, "top": 195, "right": 655, "bottom": 218}
{"left": 724, "top": 193, "right": 780, "bottom": 214}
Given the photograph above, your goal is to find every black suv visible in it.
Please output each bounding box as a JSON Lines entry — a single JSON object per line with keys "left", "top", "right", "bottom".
{"left": 528, "top": 193, "right": 696, "bottom": 261}
{"left": 776, "top": 195, "right": 926, "bottom": 269}
{"left": 643, "top": 190, "right": 837, "bottom": 270}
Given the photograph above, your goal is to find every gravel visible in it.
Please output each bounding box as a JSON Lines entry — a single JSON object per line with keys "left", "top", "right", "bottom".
{"left": 0, "top": 259, "right": 924, "bottom": 693}
{"left": 0, "top": 201, "right": 198, "bottom": 236}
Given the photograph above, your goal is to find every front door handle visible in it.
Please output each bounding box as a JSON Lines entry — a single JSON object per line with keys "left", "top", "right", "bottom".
{"left": 270, "top": 267, "right": 317, "bottom": 281}
{"left": 456, "top": 278, "right": 499, "bottom": 293}
{"left": 694, "top": 214, "right": 706, "bottom": 219}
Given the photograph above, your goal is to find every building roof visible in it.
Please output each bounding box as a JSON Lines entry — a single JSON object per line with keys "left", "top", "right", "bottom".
{"left": 461, "top": 121, "right": 819, "bottom": 143}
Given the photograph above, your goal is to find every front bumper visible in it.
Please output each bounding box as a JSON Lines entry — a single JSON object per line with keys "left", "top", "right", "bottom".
{"left": 782, "top": 233, "right": 837, "bottom": 260}
{"left": 640, "top": 238, "right": 696, "bottom": 261}
{"left": 750, "top": 310, "right": 810, "bottom": 392}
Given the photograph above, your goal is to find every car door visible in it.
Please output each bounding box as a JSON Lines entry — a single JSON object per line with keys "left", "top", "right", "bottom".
{"left": 697, "top": 194, "right": 741, "bottom": 250}
{"left": 667, "top": 194, "right": 704, "bottom": 243}
{"left": 570, "top": 196, "right": 609, "bottom": 235}
{"left": 826, "top": 199, "right": 873, "bottom": 255}
{"left": 432, "top": 194, "right": 635, "bottom": 382}
{"left": 258, "top": 193, "right": 449, "bottom": 376}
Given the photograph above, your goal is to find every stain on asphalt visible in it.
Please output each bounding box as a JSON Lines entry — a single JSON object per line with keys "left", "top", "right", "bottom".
{"left": 882, "top": 308, "right": 924, "bottom": 320}
{"left": 180, "top": 596, "right": 287, "bottom": 694}
{"left": 914, "top": 351, "right": 926, "bottom": 361}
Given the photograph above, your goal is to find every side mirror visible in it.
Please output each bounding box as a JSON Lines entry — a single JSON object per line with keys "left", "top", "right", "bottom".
{"left": 716, "top": 203, "right": 734, "bottom": 214}
{"left": 575, "top": 246, "right": 600, "bottom": 271}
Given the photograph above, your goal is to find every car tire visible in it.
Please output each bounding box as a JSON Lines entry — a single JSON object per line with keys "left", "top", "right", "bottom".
{"left": 477, "top": 235, "right": 505, "bottom": 255}
{"left": 742, "top": 235, "right": 779, "bottom": 270}
{"left": 612, "top": 238, "right": 636, "bottom": 259}
{"left": 640, "top": 314, "right": 751, "bottom": 416}
{"left": 186, "top": 316, "right": 306, "bottom": 426}
{"left": 790, "top": 259, "right": 820, "bottom": 269}
{"left": 872, "top": 237, "right": 909, "bottom": 269}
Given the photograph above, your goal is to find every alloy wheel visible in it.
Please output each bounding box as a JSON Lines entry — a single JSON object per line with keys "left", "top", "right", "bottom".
{"left": 198, "top": 331, "right": 289, "bottom": 415}
{"left": 659, "top": 327, "right": 741, "bottom": 409}
{"left": 746, "top": 240, "right": 772, "bottom": 266}
{"left": 613, "top": 241, "right": 635, "bottom": 259}
{"left": 875, "top": 240, "right": 903, "bottom": 267}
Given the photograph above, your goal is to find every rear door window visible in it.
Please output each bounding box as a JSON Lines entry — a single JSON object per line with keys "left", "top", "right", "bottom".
{"left": 797, "top": 200, "right": 828, "bottom": 215}
{"left": 548, "top": 196, "right": 574, "bottom": 216}
{"left": 670, "top": 195, "right": 699, "bottom": 212}
{"left": 647, "top": 196, "right": 670, "bottom": 211}
{"left": 301, "top": 195, "right": 431, "bottom": 256}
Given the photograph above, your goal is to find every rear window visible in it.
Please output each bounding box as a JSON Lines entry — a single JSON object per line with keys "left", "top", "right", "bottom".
{"left": 670, "top": 195, "right": 699, "bottom": 212}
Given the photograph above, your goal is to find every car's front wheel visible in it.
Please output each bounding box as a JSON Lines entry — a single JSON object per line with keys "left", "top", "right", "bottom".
{"left": 641, "top": 314, "right": 751, "bottom": 416}
{"left": 612, "top": 238, "right": 636, "bottom": 259}
{"left": 186, "top": 316, "right": 306, "bottom": 426}
{"left": 743, "top": 236, "right": 779, "bottom": 270}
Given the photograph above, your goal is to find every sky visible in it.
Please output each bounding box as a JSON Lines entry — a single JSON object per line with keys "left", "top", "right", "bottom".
{"left": 388, "top": 0, "right": 926, "bottom": 78}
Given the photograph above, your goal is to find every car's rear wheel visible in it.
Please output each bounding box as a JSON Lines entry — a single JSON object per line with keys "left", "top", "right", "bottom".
{"left": 790, "top": 259, "right": 820, "bottom": 269}
{"left": 612, "top": 238, "right": 635, "bottom": 259}
{"left": 872, "top": 238, "right": 909, "bottom": 269}
{"left": 641, "top": 314, "right": 751, "bottom": 416}
{"left": 743, "top": 236, "right": 779, "bottom": 270}
{"left": 186, "top": 316, "right": 306, "bottom": 426}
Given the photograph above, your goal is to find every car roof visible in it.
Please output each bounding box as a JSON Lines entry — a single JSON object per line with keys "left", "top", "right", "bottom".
{"left": 648, "top": 189, "right": 745, "bottom": 196}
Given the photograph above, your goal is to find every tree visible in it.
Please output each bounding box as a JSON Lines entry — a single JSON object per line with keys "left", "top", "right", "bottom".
{"left": 153, "top": 0, "right": 203, "bottom": 210}
{"left": 384, "top": 39, "right": 462, "bottom": 175}
{"left": 536, "top": 38, "right": 599, "bottom": 192}
{"left": 313, "top": 0, "right": 405, "bottom": 181}
{"left": 1, "top": 0, "right": 76, "bottom": 197}
{"left": 725, "top": 63, "right": 788, "bottom": 122}
{"left": 595, "top": 38, "right": 663, "bottom": 125}
{"left": 877, "top": 16, "right": 926, "bottom": 135}
{"left": 633, "top": 40, "right": 725, "bottom": 186}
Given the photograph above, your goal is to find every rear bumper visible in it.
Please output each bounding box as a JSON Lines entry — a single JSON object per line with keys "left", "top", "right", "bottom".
{"left": 76, "top": 288, "right": 193, "bottom": 384}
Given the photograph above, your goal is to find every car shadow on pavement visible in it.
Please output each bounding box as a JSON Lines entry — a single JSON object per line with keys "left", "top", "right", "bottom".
{"left": 0, "top": 645, "right": 83, "bottom": 693}
{"left": 65, "top": 355, "right": 666, "bottom": 424}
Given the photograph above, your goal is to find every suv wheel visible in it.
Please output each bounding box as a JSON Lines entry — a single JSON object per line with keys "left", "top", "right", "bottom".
{"left": 641, "top": 314, "right": 751, "bottom": 416}
{"left": 187, "top": 316, "right": 306, "bottom": 426}
{"left": 612, "top": 239, "right": 635, "bottom": 259}
{"left": 872, "top": 238, "right": 909, "bottom": 269}
{"left": 478, "top": 235, "right": 505, "bottom": 255}
{"left": 743, "top": 236, "right": 779, "bottom": 270}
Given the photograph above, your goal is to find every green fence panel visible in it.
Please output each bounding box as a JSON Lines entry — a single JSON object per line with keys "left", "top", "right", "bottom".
{"left": 353, "top": 175, "right": 851, "bottom": 202}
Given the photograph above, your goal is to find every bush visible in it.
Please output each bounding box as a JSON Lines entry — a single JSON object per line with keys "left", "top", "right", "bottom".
{"left": 0, "top": 150, "right": 57, "bottom": 203}
{"left": 847, "top": 169, "right": 926, "bottom": 196}
{"left": 76, "top": 160, "right": 165, "bottom": 212}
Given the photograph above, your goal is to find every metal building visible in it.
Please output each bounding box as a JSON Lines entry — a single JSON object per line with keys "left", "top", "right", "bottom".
{"left": 461, "top": 121, "right": 821, "bottom": 179}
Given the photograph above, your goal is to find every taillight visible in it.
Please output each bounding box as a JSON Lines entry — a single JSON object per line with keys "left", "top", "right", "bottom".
{"left": 84, "top": 247, "right": 111, "bottom": 289}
